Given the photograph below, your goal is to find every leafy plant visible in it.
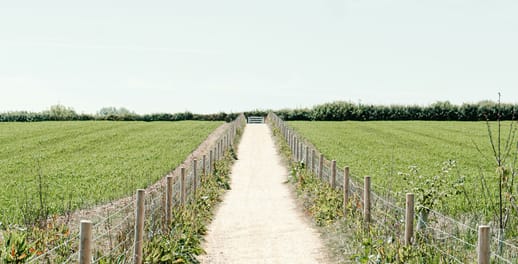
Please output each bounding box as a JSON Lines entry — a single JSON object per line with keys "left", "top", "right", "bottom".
{"left": 399, "top": 160, "right": 466, "bottom": 230}
{"left": 0, "top": 230, "right": 35, "bottom": 263}
{"left": 143, "top": 145, "right": 238, "bottom": 263}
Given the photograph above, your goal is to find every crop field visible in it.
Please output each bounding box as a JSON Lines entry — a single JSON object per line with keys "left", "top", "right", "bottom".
{"left": 288, "top": 121, "right": 514, "bottom": 216}
{"left": 0, "top": 121, "right": 222, "bottom": 224}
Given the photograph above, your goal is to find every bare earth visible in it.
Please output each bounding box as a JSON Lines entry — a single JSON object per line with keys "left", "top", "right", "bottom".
{"left": 199, "top": 124, "right": 327, "bottom": 264}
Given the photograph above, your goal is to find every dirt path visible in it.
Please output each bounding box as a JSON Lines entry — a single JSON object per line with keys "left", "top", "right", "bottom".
{"left": 200, "top": 124, "right": 327, "bottom": 264}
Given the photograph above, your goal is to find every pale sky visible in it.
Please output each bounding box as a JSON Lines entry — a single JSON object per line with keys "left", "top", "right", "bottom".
{"left": 1, "top": 0, "right": 517, "bottom": 114}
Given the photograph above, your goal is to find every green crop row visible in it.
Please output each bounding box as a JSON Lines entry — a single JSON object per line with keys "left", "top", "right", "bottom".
{"left": 0, "top": 121, "right": 222, "bottom": 224}
{"left": 287, "top": 120, "right": 514, "bottom": 217}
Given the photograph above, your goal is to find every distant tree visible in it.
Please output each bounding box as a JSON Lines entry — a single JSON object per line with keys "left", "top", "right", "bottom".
{"left": 97, "top": 107, "right": 135, "bottom": 119}
{"left": 43, "top": 104, "right": 77, "bottom": 120}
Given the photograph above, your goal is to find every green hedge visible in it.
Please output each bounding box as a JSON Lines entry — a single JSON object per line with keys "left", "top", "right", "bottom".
{"left": 270, "top": 101, "right": 516, "bottom": 121}
{"left": 3, "top": 101, "right": 516, "bottom": 122}
{"left": 0, "top": 109, "right": 238, "bottom": 122}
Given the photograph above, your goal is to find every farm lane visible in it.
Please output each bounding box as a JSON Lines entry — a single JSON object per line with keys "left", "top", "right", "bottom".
{"left": 199, "top": 124, "right": 327, "bottom": 263}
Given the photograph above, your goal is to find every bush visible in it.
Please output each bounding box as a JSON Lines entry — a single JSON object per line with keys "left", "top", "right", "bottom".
{"left": 274, "top": 100, "right": 516, "bottom": 121}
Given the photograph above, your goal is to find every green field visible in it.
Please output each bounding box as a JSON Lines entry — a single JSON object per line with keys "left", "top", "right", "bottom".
{"left": 0, "top": 121, "right": 222, "bottom": 224}
{"left": 288, "top": 121, "right": 514, "bottom": 215}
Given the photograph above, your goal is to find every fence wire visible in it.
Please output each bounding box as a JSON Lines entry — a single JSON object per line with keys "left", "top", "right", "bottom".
{"left": 26, "top": 114, "right": 246, "bottom": 263}
{"left": 270, "top": 112, "right": 517, "bottom": 263}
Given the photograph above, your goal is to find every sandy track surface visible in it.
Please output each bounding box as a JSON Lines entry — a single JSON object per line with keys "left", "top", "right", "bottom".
{"left": 199, "top": 124, "right": 327, "bottom": 264}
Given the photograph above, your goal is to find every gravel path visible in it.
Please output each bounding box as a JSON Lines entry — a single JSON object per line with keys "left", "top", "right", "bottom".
{"left": 199, "top": 124, "right": 327, "bottom": 264}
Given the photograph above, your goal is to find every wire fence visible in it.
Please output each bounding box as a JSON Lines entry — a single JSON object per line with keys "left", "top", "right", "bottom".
{"left": 268, "top": 112, "right": 517, "bottom": 263}
{"left": 27, "top": 114, "right": 246, "bottom": 263}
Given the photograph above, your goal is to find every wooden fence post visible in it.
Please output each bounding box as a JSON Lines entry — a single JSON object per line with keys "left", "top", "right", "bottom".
{"left": 216, "top": 142, "right": 220, "bottom": 160}
{"left": 405, "top": 193, "right": 414, "bottom": 246}
{"left": 180, "top": 167, "right": 186, "bottom": 206}
{"left": 202, "top": 155, "right": 206, "bottom": 176}
{"left": 311, "top": 149, "right": 316, "bottom": 173}
{"left": 343, "top": 166, "right": 349, "bottom": 217}
{"left": 79, "top": 220, "right": 92, "bottom": 264}
{"left": 165, "top": 176, "right": 173, "bottom": 228}
{"left": 287, "top": 131, "right": 291, "bottom": 149}
{"left": 300, "top": 143, "right": 304, "bottom": 162}
{"left": 478, "top": 225, "right": 490, "bottom": 264}
{"left": 294, "top": 135, "right": 297, "bottom": 154}
{"left": 224, "top": 135, "right": 227, "bottom": 150}
{"left": 318, "top": 154, "right": 324, "bottom": 179}
{"left": 297, "top": 142, "right": 302, "bottom": 161}
{"left": 294, "top": 137, "right": 298, "bottom": 160}
{"left": 331, "top": 160, "right": 336, "bottom": 189}
{"left": 209, "top": 150, "right": 213, "bottom": 174}
{"left": 364, "top": 176, "right": 371, "bottom": 224}
{"left": 133, "top": 189, "right": 145, "bottom": 264}
{"left": 305, "top": 146, "right": 309, "bottom": 168}
{"left": 193, "top": 159, "right": 198, "bottom": 199}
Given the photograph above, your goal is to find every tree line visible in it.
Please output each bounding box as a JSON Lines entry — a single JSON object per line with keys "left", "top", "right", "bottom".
{"left": 1, "top": 101, "right": 516, "bottom": 122}
{"left": 0, "top": 105, "right": 237, "bottom": 122}
{"left": 246, "top": 101, "right": 516, "bottom": 121}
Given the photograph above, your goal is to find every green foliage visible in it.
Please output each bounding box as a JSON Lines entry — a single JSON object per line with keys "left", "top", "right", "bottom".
{"left": 399, "top": 161, "right": 466, "bottom": 214}
{"left": 0, "top": 231, "right": 34, "bottom": 263}
{"left": 273, "top": 100, "right": 516, "bottom": 121}
{"left": 270, "top": 121, "right": 475, "bottom": 263}
{"left": 0, "top": 105, "right": 238, "bottom": 122}
{"left": 42, "top": 105, "right": 77, "bottom": 121}
{"left": 288, "top": 120, "right": 506, "bottom": 216}
{"left": 143, "top": 150, "right": 235, "bottom": 263}
{"left": 289, "top": 163, "right": 342, "bottom": 226}
{"left": 97, "top": 107, "right": 134, "bottom": 117}
{"left": 0, "top": 121, "right": 222, "bottom": 224}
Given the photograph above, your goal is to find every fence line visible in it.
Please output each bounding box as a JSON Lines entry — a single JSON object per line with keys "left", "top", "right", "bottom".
{"left": 28, "top": 114, "right": 246, "bottom": 263}
{"left": 268, "top": 112, "right": 516, "bottom": 263}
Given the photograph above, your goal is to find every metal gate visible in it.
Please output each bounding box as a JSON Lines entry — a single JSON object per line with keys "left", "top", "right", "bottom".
{"left": 247, "top": 116, "right": 264, "bottom": 124}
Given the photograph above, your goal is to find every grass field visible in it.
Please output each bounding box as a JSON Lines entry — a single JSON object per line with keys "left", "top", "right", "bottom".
{"left": 288, "top": 121, "right": 515, "bottom": 216}
{"left": 0, "top": 121, "right": 222, "bottom": 224}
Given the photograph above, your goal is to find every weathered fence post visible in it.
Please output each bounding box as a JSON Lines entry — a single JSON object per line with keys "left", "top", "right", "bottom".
{"left": 331, "top": 160, "right": 336, "bottom": 189}
{"left": 209, "top": 150, "right": 213, "bottom": 174}
{"left": 305, "top": 146, "right": 309, "bottom": 168}
{"left": 364, "top": 176, "right": 371, "bottom": 224}
{"left": 180, "top": 167, "right": 186, "bottom": 206}
{"left": 133, "top": 189, "right": 145, "bottom": 264}
{"left": 165, "top": 176, "right": 173, "bottom": 228}
{"left": 287, "top": 131, "right": 291, "bottom": 149}
{"left": 318, "top": 154, "right": 324, "bottom": 179}
{"left": 297, "top": 141, "right": 303, "bottom": 161}
{"left": 311, "top": 149, "right": 316, "bottom": 173}
{"left": 343, "top": 166, "right": 349, "bottom": 217}
{"left": 300, "top": 143, "right": 304, "bottom": 162}
{"left": 216, "top": 142, "right": 220, "bottom": 160}
{"left": 193, "top": 159, "right": 198, "bottom": 199}
{"left": 294, "top": 135, "right": 297, "bottom": 154}
{"left": 478, "top": 225, "right": 490, "bottom": 264}
{"left": 294, "top": 137, "right": 298, "bottom": 160}
{"left": 299, "top": 142, "right": 304, "bottom": 162}
{"left": 79, "top": 220, "right": 92, "bottom": 264}
{"left": 202, "top": 155, "right": 206, "bottom": 176}
{"left": 405, "top": 193, "right": 414, "bottom": 246}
